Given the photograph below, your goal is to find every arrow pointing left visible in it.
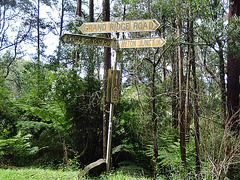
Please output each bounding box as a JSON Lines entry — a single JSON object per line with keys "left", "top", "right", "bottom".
{"left": 60, "top": 34, "right": 116, "bottom": 48}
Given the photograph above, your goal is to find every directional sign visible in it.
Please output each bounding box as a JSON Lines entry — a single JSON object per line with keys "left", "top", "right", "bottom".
{"left": 119, "top": 38, "right": 166, "bottom": 48}
{"left": 79, "top": 19, "right": 160, "bottom": 34}
{"left": 60, "top": 34, "right": 116, "bottom": 48}
{"left": 106, "top": 69, "right": 121, "bottom": 103}
{"left": 111, "top": 70, "right": 121, "bottom": 103}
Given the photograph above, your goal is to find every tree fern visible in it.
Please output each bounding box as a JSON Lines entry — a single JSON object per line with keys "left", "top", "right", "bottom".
{"left": 0, "top": 132, "right": 38, "bottom": 166}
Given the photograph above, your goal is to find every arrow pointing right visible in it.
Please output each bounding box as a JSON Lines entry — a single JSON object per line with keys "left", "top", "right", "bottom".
{"left": 119, "top": 37, "right": 166, "bottom": 49}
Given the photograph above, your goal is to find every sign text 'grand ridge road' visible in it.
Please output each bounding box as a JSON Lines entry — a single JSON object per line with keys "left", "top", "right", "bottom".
{"left": 79, "top": 19, "right": 160, "bottom": 34}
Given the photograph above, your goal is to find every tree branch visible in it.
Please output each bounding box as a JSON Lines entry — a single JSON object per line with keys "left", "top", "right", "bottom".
{"left": 197, "top": 45, "right": 221, "bottom": 86}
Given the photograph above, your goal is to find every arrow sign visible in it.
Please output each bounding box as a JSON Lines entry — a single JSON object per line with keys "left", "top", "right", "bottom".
{"left": 119, "top": 37, "right": 166, "bottom": 48}
{"left": 60, "top": 34, "right": 116, "bottom": 48}
{"left": 79, "top": 19, "right": 160, "bottom": 34}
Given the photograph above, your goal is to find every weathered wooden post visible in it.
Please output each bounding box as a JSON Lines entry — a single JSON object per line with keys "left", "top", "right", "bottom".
{"left": 106, "top": 42, "right": 122, "bottom": 172}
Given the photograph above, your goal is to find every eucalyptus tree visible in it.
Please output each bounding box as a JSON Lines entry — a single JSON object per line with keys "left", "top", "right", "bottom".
{"left": 112, "top": 0, "right": 174, "bottom": 177}
{"left": 0, "top": 0, "right": 32, "bottom": 80}
{"left": 227, "top": 0, "right": 240, "bottom": 133}
{"left": 195, "top": 0, "right": 228, "bottom": 126}
{"left": 47, "top": 0, "right": 76, "bottom": 68}
{"left": 226, "top": 0, "right": 240, "bottom": 178}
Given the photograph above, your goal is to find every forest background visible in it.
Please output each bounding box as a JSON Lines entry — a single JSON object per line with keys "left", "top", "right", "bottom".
{"left": 0, "top": 0, "right": 240, "bottom": 179}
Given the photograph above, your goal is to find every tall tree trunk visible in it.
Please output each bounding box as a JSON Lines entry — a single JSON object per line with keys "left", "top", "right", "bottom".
{"left": 185, "top": 0, "right": 192, "bottom": 136}
{"left": 102, "top": 0, "right": 111, "bottom": 160}
{"left": 161, "top": 15, "right": 166, "bottom": 83}
{"left": 86, "top": 0, "right": 94, "bottom": 92}
{"left": 171, "top": 19, "right": 179, "bottom": 129}
{"left": 185, "top": 48, "right": 191, "bottom": 135}
{"left": 189, "top": 1, "right": 201, "bottom": 173}
{"left": 37, "top": 0, "right": 41, "bottom": 97}
{"left": 211, "top": 0, "right": 227, "bottom": 126}
{"left": 192, "top": 42, "right": 201, "bottom": 176}
{"left": 151, "top": 63, "right": 158, "bottom": 179}
{"left": 37, "top": 0, "right": 40, "bottom": 63}
{"left": 176, "top": 17, "right": 186, "bottom": 169}
{"left": 217, "top": 39, "right": 226, "bottom": 125}
{"left": 227, "top": 1, "right": 240, "bottom": 178}
{"left": 75, "top": 0, "right": 82, "bottom": 17}
{"left": 73, "top": 0, "right": 82, "bottom": 68}
{"left": 89, "top": 0, "right": 94, "bottom": 22}
{"left": 56, "top": 0, "right": 65, "bottom": 67}
{"left": 227, "top": 0, "right": 240, "bottom": 132}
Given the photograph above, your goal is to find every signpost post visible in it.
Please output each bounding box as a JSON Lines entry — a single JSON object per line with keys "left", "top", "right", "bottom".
{"left": 60, "top": 18, "right": 165, "bottom": 175}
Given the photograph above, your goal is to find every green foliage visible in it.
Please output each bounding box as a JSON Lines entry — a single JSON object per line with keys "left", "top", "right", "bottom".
{"left": 0, "top": 124, "right": 12, "bottom": 139}
{"left": 1, "top": 0, "right": 239, "bottom": 179}
{"left": 0, "top": 77, "right": 16, "bottom": 139}
{"left": 0, "top": 132, "right": 38, "bottom": 166}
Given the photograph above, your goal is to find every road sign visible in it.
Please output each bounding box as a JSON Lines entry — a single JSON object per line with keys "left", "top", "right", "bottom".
{"left": 106, "top": 69, "right": 121, "bottom": 103}
{"left": 60, "top": 34, "right": 116, "bottom": 48}
{"left": 111, "top": 70, "right": 121, "bottom": 103}
{"left": 79, "top": 19, "right": 160, "bottom": 34}
{"left": 119, "top": 37, "right": 166, "bottom": 48}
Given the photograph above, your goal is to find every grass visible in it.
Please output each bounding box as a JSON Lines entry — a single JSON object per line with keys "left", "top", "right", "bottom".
{"left": 0, "top": 168, "right": 152, "bottom": 180}
{"left": 0, "top": 168, "right": 79, "bottom": 180}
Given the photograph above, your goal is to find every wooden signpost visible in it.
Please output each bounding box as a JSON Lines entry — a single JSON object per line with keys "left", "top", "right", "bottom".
{"left": 60, "top": 18, "right": 165, "bottom": 175}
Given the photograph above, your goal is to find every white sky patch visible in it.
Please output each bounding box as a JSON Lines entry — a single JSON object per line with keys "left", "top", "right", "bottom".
{"left": 42, "top": 0, "right": 111, "bottom": 58}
